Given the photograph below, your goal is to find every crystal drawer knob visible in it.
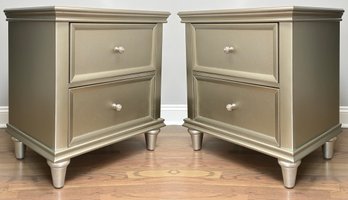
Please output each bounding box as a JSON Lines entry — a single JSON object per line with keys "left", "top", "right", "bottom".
{"left": 223, "top": 46, "right": 235, "bottom": 54}
{"left": 226, "top": 103, "right": 237, "bottom": 111}
{"left": 114, "top": 46, "right": 125, "bottom": 54}
{"left": 111, "top": 103, "right": 122, "bottom": 111}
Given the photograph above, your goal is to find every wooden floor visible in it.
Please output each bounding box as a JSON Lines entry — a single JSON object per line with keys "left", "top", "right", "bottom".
{"left": 0, "top": 126, "right": 348, "bottom": 200}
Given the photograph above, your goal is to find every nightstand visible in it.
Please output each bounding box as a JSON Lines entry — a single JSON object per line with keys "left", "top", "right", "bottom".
{"left": 179, "top": 6, "right": 343, "bottom": 188}
{"left": 5, "top": 6, "right": 169, "bottom": 188}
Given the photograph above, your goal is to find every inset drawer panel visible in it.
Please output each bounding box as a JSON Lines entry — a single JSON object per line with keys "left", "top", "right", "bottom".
{"left": 195, "top": 77, "right": 279, "bottom": 145}
{"left": 193, "top": 23, "right": 278, "bottom": 85}
{"left": 70, "top": 23, "right": 156, "bottom": 84}
{"left": 69, "top": 77, "right": 153, "bottom": 144}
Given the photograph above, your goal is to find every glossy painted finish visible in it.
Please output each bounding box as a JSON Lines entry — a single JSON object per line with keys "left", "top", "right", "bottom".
{"left": 5, "top": 6, "right": 169, "bottom": 188}
{"left": 179, "top": 6, "right": 343, "bottom": 188}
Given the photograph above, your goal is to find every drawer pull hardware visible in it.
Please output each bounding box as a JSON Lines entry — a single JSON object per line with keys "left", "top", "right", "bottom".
{"left": 113, "top": 46, "right": 125, "bottom": 54}
{"left": 223, "top": 46, "right": 235, "bottom": 54}
{"left": 111, "top": 103, "right": 123, "bottom": 111}
{"left": 226, "top": 103, "right": 237, "bottom": 111}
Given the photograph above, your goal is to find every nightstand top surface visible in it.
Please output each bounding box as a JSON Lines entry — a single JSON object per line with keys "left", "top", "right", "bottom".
{"left": 4, "top": 6, "right": 170, "bottom": 23}
{"left": 178, "top": 6, "right": 344, "bottom": 23}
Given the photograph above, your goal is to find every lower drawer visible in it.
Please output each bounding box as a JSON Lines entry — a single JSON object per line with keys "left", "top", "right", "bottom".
{"left": 69, "top": 77, "right": 153, "bottom": 144}
{"left": 195, "top": 77, "right": 279, "bottom": 145}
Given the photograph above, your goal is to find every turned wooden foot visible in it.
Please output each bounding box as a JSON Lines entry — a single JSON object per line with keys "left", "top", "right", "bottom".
{"left": 47, "top": 160, "right": 70, "bottom": 189}
{"left": 188, "top": 129, "right": 203, "bottom": 151}
{"left": 11, "top": 137, "right": 26, "bottom": 160}
{"left": 278, "top": 159, "right": 301, "bottom": 189}
{"left": 322, "top": 137, "right": 337, "bottom": 160}
{"left": 145, "top": 129, "right": 160, "bottom": 151}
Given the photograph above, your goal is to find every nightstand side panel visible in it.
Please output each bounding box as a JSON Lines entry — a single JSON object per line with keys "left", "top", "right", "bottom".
{"left": 293, "top": 21, "right": 341, "bottom": 148}
{"left": 8, "top": 21, "right": 56, "bottom": 148}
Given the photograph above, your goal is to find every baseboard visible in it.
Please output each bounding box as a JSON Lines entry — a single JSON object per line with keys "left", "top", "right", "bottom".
{"left": 1, "top": 105, "right": 348, "bottom": 127}
{"left": 161, "top": 104, "right": 186, "bottom": 125}
{"left": 0, "top": 106, "right": 8, "bottom": 128}
{"left": 0, "top": 105, "right": 187, "bottom": 127}
{"left": 341, "top": 106, "right": 348, "bottom": 128}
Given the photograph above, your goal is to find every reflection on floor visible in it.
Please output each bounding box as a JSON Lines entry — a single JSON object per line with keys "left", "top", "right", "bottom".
{"left": 0, "top": 126, "right": 348, "bottom": 200}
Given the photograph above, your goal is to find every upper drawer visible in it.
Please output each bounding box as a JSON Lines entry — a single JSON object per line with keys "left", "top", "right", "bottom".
{"left": 70, "top": 23, "right": 157, "bottom": 85}
{"left": 192, "top": 23, "right": 278, "bottom": 86}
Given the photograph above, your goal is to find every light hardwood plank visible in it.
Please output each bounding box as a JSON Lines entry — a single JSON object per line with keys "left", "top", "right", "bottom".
{"left": 0, "top": 126, "right": 347, "bottom": 200}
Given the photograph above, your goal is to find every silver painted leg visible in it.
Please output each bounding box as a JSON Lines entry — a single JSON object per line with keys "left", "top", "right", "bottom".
{"left": 278, "top": 159, "right": 301, "bottom": 189}
{"left": 11, "top": 137, "right": 26, "bottom": 160}
{"left": 188, "top": 129, "right": 203, "bottom": 151}
{"left": 47, "top": 160, "right": 70, "bottom": 189}
{"left": 322, "top": 137, "right": 337, "bottom": 160}
{"left": 145, "top": 129, "right": 160, "bottom": 151}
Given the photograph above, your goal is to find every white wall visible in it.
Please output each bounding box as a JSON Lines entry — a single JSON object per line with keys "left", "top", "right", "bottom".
{"left": 0, "top": 0, "right": 348, "bottom": 125}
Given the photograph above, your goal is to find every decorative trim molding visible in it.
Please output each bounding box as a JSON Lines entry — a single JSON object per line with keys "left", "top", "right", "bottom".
{"left": 178, "top": 6, "right": 344, "bottom": 23}
{"left": 5, "top": 6, "right": 170, "bottom": 23}
{"left": 161, "top": 104, "right": 187, "bottom": 125}
{"left": 341, "top": 106, "right": 348, "bottom": 128}
{"left": 1, "top": 105, "right": 347, "bottom": 128}
{"left": 0, "top": 106, "right": 8, "bottom": 128}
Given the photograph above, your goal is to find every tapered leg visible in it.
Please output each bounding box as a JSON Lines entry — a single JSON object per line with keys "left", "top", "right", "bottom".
{"left": 11, "top": 137, "right": 26, "bottom": 160}
{"left": 47, "top": 160, "right": 70, "bottom": 189}
{"left": 278, "top": 159, "right": 301, "bottom": 189}
{"left": 145, "top": 129, "right": 160, "bottom": 151}
{"left": 188, "top": 129, "right": 203, "bottom": 151}
{"left": 322, "top": 137, "right": 337, "bottom": 160}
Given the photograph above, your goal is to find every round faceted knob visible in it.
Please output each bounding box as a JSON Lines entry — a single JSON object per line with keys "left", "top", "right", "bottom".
{"left": 223, "top": 46, "right": 235, "bottom": 54}
{"left": 111, "top": 103, "right": 122, "bottom": 111}
{"left": 114, "top": 46, "right": 125, "bottom": 54}
{"left": 226, "top": 103, "right": 237, "bottom": 111}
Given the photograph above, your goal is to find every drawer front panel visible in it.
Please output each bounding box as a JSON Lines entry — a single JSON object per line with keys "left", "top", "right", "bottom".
{"left": 193, "top": 23, "right": 278, "bottom": 85}
{"left": 69, "top": 77, "right": 153, "bottom": 143}
{"left": 195, "top": 77, "right": 279, "bottom": 145}
{"left": 70, "top": 23, "right": 156, "bottom": 84}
